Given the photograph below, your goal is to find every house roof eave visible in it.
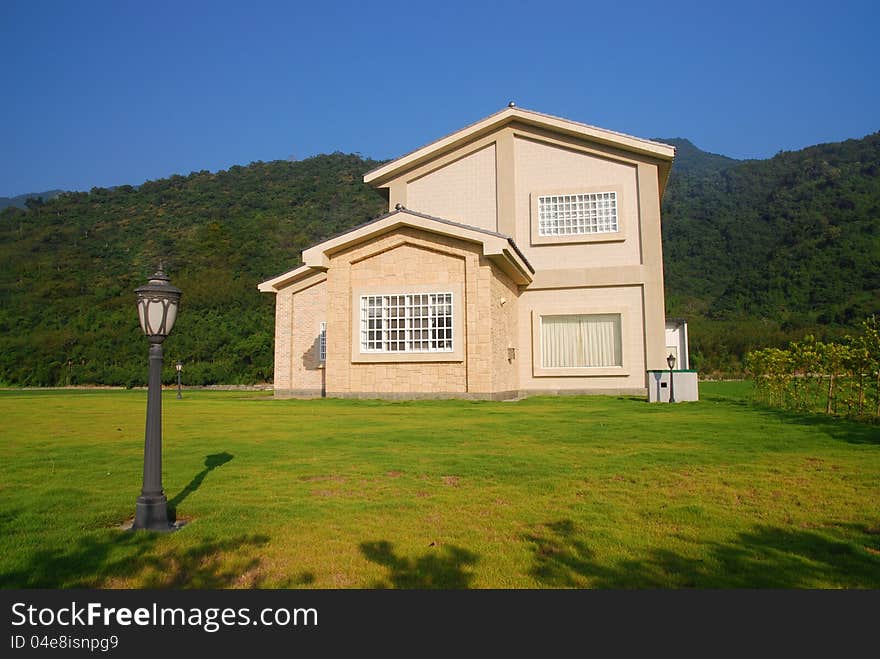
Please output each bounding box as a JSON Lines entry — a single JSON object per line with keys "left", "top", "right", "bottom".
{"left": 307, "top": 208, "right": 533, "bottom": 282}
{"left": 364, "top": 106, "right": 676, "bottom": 188}
{"left": 261, "top": 208, "right": 534, "bottom": 292}
{"left": 257, "top": 264, "right": 324, "bottom": 293}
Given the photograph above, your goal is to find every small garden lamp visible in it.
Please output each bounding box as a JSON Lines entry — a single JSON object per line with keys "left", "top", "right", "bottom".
{"left": 133, "top": 268, "right": 181, "bottom": 531}
{"left": 667, "top": 353, "right": 676, "bottom": 403}
{"left": 176, "top": 360, "right": 183, "bottom": 399}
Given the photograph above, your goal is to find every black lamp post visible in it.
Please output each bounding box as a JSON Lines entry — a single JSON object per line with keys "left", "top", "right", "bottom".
{"left": 176, "top": 360, "right": 183, "bottom": 399}
{"left": 133, "top": 268, "right": 181, "bottom": 531}
{"left": 667, "top": 353, "right": 676, "bottom": 403}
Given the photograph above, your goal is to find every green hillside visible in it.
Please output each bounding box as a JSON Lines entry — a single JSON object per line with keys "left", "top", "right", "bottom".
{"left": 661, "top": 133, "right": 880, "bottom": 371}
{"left": 0, "top": 155, "right": 386, "bottom": 386}
{"left": 653, "top": 137, "right": 741, "bottom": 175}
{"left": 0, "top": 189, "right": 66, "bottom": 210}
{"left": 0, "top": 133, "right": 877, "bottom": 386}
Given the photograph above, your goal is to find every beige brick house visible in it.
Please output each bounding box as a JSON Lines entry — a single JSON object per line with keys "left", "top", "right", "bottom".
{"left": 258, "top": 106, "right": 675, "bottom": 399}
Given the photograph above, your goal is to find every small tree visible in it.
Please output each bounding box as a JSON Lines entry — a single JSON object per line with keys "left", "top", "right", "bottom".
{"left": 789, "top": 335, "right": 821, "bottom": 411}
{"left": 820, "top": 342, "right": 849, "bottom": 415}
{"left": 854, "top": 316, "right": 880, "bottom": 417}
{"left": 746, "top": 318, "right": 879, "bottom": 421}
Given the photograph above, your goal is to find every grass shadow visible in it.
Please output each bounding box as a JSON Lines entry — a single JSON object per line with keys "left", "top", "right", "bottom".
{"left": 522, "top": 520, "right": 603, "bottom": 587}
{"left": 0, "top": 531, "right": 270, "bottom": 588}
{"left": 360, "top": 540, "right": 478, "bottom": 588}
{"left": 700, "top": 391, "right": 880, "bottom": 445}
{"left": 168, "top": 452, "right": 234, "bottom": 520}
{"left": 749, "top": 406, "right": 880, "bottom": 445}
{"left": 524, "top": 519, "right": 880, "bottom": 588}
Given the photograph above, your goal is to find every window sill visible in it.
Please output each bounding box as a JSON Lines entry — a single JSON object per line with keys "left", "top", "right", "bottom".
{"left": 531, "top": 232, "right": 626, "bottom": 247}
{"left": 533, "top": 366, "right": 629, "bottom": 378}
{"left": 352, "top": 352, "right": 464, "bottom": 364}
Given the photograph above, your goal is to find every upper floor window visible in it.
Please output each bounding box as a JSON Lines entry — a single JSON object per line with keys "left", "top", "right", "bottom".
{"left": 318, "top": 322, "right": 326, "bottom": 362}
{"left": 360, "top": 293, "right": 453, "bottom": 353}
{"left": 538, "top": 191, "right": 618, "bottom": 236}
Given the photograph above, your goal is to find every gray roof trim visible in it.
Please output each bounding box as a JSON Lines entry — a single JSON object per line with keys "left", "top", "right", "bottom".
{"left": 303, "top": 207, "right": 535, "bottom": 274}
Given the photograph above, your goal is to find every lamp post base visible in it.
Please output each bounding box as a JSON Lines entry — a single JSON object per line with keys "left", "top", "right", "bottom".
{"left": 133, "top": 494, "right": 173, "bottom": 531}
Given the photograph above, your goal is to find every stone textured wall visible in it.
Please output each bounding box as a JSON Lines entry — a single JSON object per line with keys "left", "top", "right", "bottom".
{"left": 490, "top": 263, "right": 520, "bottom": 394}
{"left": 272, "top": 290, "right": 292, "bottom": 390}
{"left": 324, "top": 227, "right": 516, "bottom": 396}
{"left": 289, "top": 280, "right": 327, "bottom": 394}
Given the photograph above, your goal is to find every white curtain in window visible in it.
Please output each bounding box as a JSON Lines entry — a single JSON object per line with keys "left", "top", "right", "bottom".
{"left": 541, "top": 314, "right": 621, "bottom": 368}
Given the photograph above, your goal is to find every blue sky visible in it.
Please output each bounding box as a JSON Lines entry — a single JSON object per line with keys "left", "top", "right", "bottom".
{"left": 1, "top": 0, "right": 877, "bottom": 197}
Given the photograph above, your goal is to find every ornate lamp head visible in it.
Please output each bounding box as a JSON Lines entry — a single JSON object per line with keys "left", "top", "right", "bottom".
{"left": 135, "top": 268, "right": 181, "bottom": 342}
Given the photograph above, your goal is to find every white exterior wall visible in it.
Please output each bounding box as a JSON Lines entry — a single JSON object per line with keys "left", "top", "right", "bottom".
{"left": 665, "top": 321, "right": 690, "bottom": 370}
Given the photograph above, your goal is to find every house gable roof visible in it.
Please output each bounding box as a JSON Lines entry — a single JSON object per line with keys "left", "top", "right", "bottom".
{"left": 364, "top": 106, "right": 676, "bottom": 188}
{"left": 257, "top": 207, "right": 534, "bottom": 292}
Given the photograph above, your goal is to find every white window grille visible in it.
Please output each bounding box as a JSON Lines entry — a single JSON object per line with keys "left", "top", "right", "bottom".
{"left": 541, "top": 314, "right": 622, "bottom": 368}
{"left": 360, "top": 293, "right": 453, "bottom": 353}
{"left": 318, "top": 322, "right": 326, "bottom": 362}
{"left": 538, "top": 191, "right": 618, "bottom": 236}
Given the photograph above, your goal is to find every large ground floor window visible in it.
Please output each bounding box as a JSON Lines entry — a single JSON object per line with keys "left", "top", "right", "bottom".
{"left": 360, "top": 293, "right": 453, "bottom": 353}
{"left": 541, "top": 313, "right": 622, "bottom": 368}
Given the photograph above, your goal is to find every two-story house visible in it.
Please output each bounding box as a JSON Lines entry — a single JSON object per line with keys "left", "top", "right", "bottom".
{"left": 258, "top": 105, "right": 676, "bottom": 399}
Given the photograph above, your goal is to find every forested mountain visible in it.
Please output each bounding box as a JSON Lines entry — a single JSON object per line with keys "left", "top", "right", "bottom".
{"left": 0, "top": 156, "right": 386, "bottom": 386}
{"left": 0, "top": 189, "right": 65, "bottom": 210}
{"left": 653, "top": 138, "right": 741, "bottom": 175}
{"left": 0, "top": 132, "right": 877, "bottom": 385}
{"left": 661, "top": 133, "right": 880, "bottom": 371}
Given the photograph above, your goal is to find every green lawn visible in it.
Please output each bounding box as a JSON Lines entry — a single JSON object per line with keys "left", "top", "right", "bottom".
{"left": 0, "top": 383, "right": 878, "bottom": 588}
